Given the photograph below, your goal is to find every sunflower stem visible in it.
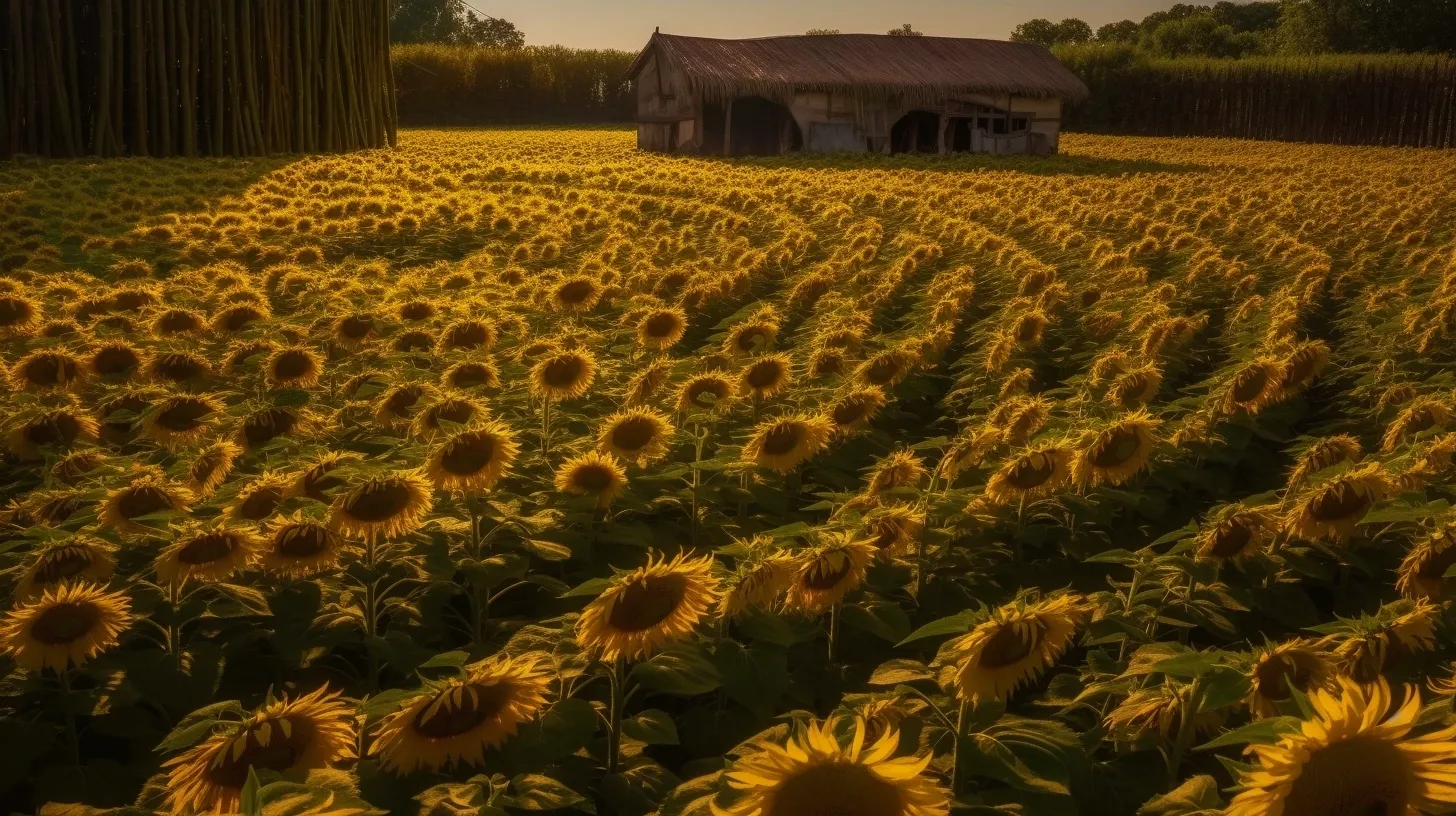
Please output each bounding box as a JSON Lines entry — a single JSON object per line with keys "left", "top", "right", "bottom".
{"left": 607, "top": 655, "right": 625, "bottom": 775}
{"left": 541, "top": 398, "right": 553, "bottom": 458}
{"left": 950, "top": 699, "right": 970, "bottom": 796}
{"left": 827, "top": 602, "right": 841, "bottom": 663}
{"left": 1165, "top": 676, "right": 1202, "bottom": 791}
{"left": 167, "top": 578, "right": 183, "bottom": 673}
{"left": 915, "top": 536, "right": 928, "bottom": 599}
{"left": 60, "top": 669, "right": 82, "bottom": 769}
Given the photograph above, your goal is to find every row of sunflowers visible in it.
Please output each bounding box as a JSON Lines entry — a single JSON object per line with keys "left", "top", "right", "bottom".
{"left": 1, "top": 129, "right": 1455, "bottom": 816}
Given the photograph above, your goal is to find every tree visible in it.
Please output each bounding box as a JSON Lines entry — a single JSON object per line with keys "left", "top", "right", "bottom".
{"left": 1054, "top": 18, "right": 1094, "bottom": 44}
{"left": 1277, "top": 0, "right": 1456, "bottom": 55}
{"left": 805, "top": 28, "right": 841, "bottom": 36}
{"left": 1096, "top": 20, "right": 1141, "bottom": 43}
{"left": 390, "top": 0, "right": 524, "bottom": 48}
{"left": 887, "top": 23, "right": 923, "bottom": 36}
{"left": 1010, "top": 17, "right": 1092, "bottom": 47}
{"left": 1145, "top": 13, "right": 1252, "bottom": 57}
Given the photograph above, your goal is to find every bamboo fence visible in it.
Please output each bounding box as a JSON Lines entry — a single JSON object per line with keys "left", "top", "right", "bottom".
{"left": 0, "top": 0, "right": 396, "bottom": 158}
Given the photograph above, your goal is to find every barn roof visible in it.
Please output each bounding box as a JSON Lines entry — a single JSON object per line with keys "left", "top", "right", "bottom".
{"left": 627, "top": 32, "right": 1089, "bottom": 103}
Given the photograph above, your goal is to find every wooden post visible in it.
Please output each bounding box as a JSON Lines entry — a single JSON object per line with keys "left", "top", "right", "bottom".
{"left": 723, "top": 97, "right": 734, "bottom": 156}
{"left": 938, "top": 114, "right": 948, "bottom": 154}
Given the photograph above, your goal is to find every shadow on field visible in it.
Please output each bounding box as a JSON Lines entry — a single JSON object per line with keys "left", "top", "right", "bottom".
{"left": 702, "top": 151, "right": 1207, "bottom": 176}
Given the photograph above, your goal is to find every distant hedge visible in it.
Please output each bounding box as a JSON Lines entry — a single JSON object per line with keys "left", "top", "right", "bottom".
{"left": 392, "top": 44, "right": 634, "bottom": 125}
{"left": 1056, "top": 44, "right": 1456, "bottom": 147}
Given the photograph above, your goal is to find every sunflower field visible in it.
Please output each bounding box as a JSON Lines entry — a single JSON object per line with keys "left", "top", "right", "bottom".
{"left": 2, "top": 128, "right": 1456, "bottom": 816}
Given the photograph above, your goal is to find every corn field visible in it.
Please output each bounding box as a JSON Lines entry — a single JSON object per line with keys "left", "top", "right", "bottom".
{"left": 0, "top": 0, "right": 396, "bottom": 159}
{"left": 3, "top": 129, "right": 1456, "bottom": 815}
{"left": 1058, "top": 45, "right": 1456, "bottom": 147}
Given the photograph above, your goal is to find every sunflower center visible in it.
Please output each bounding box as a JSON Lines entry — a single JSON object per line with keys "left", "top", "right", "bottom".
{"left": 447, "top": 322, "right": 490, "bottom": 348}
{"left": 864, "top": 356, "right": 902, "bottom": 386}
{"left": 644, "top": 313, "right": 680, "bottom": 338}
{"left": 1091, "top": 426, "right": 1143, "bottom": 468}
{"left": 438, "top": 433, "right": 495, "bottom": 475}
{"left": 119, "top": 485, "right": 174, "bottom": 521}
{"left": 449, "top": 364, "right": 493, "bottom": 389}
{"left": 557, "top": 280, "right": 596, "bottom": 304}
{"left": 276, "top": 525, "right": 332, "bottom": 558}
{"left": 746, "top": 362, "right": 785, "bottom": 391}
{"left": 427, "top": 400, "right": 476, "bottom": 427}
{"left": 735, "top": 327, "right": 770, "bottom": 352}
{"left": 243, "top": 408, "right": 297, "bottom": 448}
{"left": 0, "top": 296, "right": 34, "bottom": 325}
{"left": 396, "top": 330, "right": 433, "bottom": 352}
{"left": 238, "top": 486, "right": 286, "bottom": 520}
{"left": 1253, "top": 654, "right": 1310, "bottom": 702}
{"left": 385, "top": 387, "right": 424, "bottom": 417}
{"left": 833, "top": 398, "right": 872, "bottom": 427}
{"left": 543, "top": 357, "right": 586, "bottom": 388}
{"left": 761, "top": 424, "right": 805, "bottom": 457}
{"left": 30, "top": 602, "right": 101, "bottom": 645}
{"left": 400, "top": 302, "right": 435, "bottom": 321}
{"left": 156, "top": 398, "right": 214, "bottom": 431}
{"left": 94, "top": 346, "right": 141, "bottom": 376}
{"left": 611, "top": 417, "right": 658, "bottom": 452}
{"left": 154, "top": 354, "right": 206, "bottom": 382}
{"left": 205, "top": 717, "right": 313, "bottom": 788}
{"left": 607, "top": 574, "right": 688, "bottom": 631}
{"left": 1283, "top": 349, "right": 1320, "bottom": 388}
{"left": 343, "top": 481, "right": 414, "bottom": 523}
{"left": 1015, "top": 315, "right": 1043, "bottom": 343}
{"left": 766, "top": 759, "right": 906, "bottom": 816}
{"left": 178, "top": 532, "right": 238, "bottom": 565}
{"left": 814, "top": 352, "right": 845, "bottom": 376}
{"left": 1231, "top": 366, "right": 1271, "bottom": 404}
{"left": 1208, "top": 520, "right": 1253, "bottom": 558}
{"left": 24, "top": 354, "right": 73, "bottom": 385}
{"left": 338, "top": 315, "right": 373, "bottom": 339}
{"left": 1280, "top": 736, "right": 1412, "bottom": 816}
{"left": 156, "top": 310, "right": 202, "bottom": 334}
{"left": 689, "top": 380, "right": 729, "bottom": 408}
{"left": 35, "top": 550, "right": 93, "bottom": 583}
{"left": 219, "top": 306, "right": 263, "bottom": 331}
{"left": 1311, "top": 482, "right": 1372, "bottom": 522}
{"left": 570, "top": 464, "right": 616, "bottom": 493}
{"left": 1403, "top": 407, "right": 1439, "bottom": 436}
{"left": 25, "top": 413, "right": 82, "bottom": 447}
{"left": 979, "top": 622, "right": 1042, "bottom": 669}
{"left": 272, "top": 350, "right": 314, "bottom": 381}
{"left": 1006, "top": 453, "right": 1055, "bottom": 489}
{"left": 803, "top": 555, "right": 852, "bottom": 591}
{"left": 1116, "top": 374, "right": 1151, "bottom": 407}
{"left": 412, "top": 682, "right": 515, "bottom": 739}
{"left": 1416, "top": 545, "right": 1456, "bottom": 582}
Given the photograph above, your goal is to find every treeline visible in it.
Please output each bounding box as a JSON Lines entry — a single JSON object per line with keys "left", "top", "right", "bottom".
{"left": 392, "top": 44, "right": 633, "bottom": 125}
{"left": 1058, "top": 45, "right": 1456, "bottom": 147}
{"left": 0, "top": 0, "right": 396, "bottom": 159}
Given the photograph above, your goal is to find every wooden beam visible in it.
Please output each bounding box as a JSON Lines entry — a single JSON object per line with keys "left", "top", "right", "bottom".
{"left": 724, "top": 97, "right": 734, "bottom": 156}
{"left": 938, "top": 114, "right": 948, "bottom": 155}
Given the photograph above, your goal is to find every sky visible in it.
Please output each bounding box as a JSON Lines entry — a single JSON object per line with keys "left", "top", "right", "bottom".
{"left": 469, "top": 0, "right": 1183, "bottom": 51}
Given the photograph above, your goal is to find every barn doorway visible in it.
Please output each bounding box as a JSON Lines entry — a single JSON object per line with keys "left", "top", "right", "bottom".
{"left": 890, "top": 110, "right": 941, "bottom": 154}
{"left": 709, "top": 96, "right": 801, "bottom": 156}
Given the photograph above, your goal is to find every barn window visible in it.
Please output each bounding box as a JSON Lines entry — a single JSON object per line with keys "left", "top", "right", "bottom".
{"left": 1012, "top": 117, "right": 1028, "bottom": 132}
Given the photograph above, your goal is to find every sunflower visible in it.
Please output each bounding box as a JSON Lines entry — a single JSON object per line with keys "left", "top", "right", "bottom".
{"left": 1195, "top": 505, "right": 1277, "bottom": 565}
{"left": 10, "top": 349, "right": 85, "bottom": 392}
{"left": 188, "top": 439, "right": 241, "bottom": 498}
{"left": 1105, "top": 681, "right": 1228, "bottom": 743}
{"left": 142, "top": 394, "right": 222, "bottom": 447}
{"left": 227, "top": 472, "right": 294, "bottom": 523}
{"left": 625, "top": 358, "right": 673, "bottom": 408}
{"left": 719, "top": 539, "right": 795, "bottom": 618}
{"left": 97, "top": 389, "right": 155, "bottom": 445}
{"left": 51, "top": 449, "right": 107, "bottom": 484}
{"left": 237, "top": 405, "right": 307, "bottom": 451}
{"left": 0, "top": 293, "right": 40, "bottom": 337}
{"left": 866, "top": 450, "right": 928, "bottom": 495}
{"left": 1107, "top": 365, "right": 1162, "bottom": 409}
{"left": 155, "top": 524, "right": 263, "bottom": 584}
{"left": 724, "top": 320, "right": 779, "bottom": 356}
{"left": 984, "top": 446, "right": 1071, "bottom": 505}
{"left": 149, "top": 350, "right": 212, "bottom": 385}
{"left": 162, "top": 687, "right": 355, "bottom": 815}
{"left": 442, "top": 359, "right": 500, "bottom": 391}
{"left": 372, "top": 654, "right": 551, "bottom": 776}
{"left": 1285, "top": 462, "right": 1390, "bottom": 543}
{"left": 576, "top": 552, "right": 719, "bottom": 661}
{"left": 295, "top": 450, "right": 362, "bottom": 504}
{"left": 438, "top": 319, "right": 496, "bottom": 352}
{"left": 1286, "top": 434, "right": 1363, "bottom": 491}
{"left": 1279, "top": 339, "right": 1330, "bottom": 395}
{"left": 637, "top": 308, "right": 688, "bottom": 350}
{"left": 1226, "top": 678, "right": 1456, "bottom": 816}
{"left": 0, "top": 583, "right": 133, "bottom": 671}
{"left": 7, "top": 407, "right": 99, "bottom": 461}
{"left": 411, "top": 392, "right": 487, "bottom": 439}
{"left": 784, "top": 533, "right": 876, "bottom": 615}
{"left": 374, "top": 383, "right": 436, "bottom": 426}
{"left": 1398, "top": 522, "right": 1456, "bottom": 601}
{"left": 1334, "top": 600, "right": 1442, "bottom": 683}
{"left": 856, "top": 348, "right": 916, "bottom": 388}
{"left": 810, "top": 347, "right": 848, "bottom": 378}
{"left": 554, "top": 451, "right": 629, "bottom": 507}
{"left": 677, "top": 371, "right": 735, "bottom": 415}
{"left": 863, "top": 506, "right": 925, "bottom": 558}
{"left": 1072, "top": 412, "right": 1160, "bottom": 489}
{"left": 945, "top": 594, "right": 1087, "bottom": 705}
{"left": 530, "top": 350, "right": 597, "bottom": 401}
{"left": 328, "top": 471, "right": 434, "bottom": 540}
{"left": 261, "top": 514, "right": 347, "bottom": 578}
{"left": 265, "top": 346, "right": 324, "bottom": 388}
{"left": 597, "top": 408, "right": 675, "bottom": 466}
{"left": 1222, "top": 357, "right": 1289, "bottom": 415}
{"left": 1383, "top": 398, "right": 1451, "bottom": 453}
{"left": 100, "top": 473, "right": 193, "bottom": 535}
{"left": 739, "top": 354, "right": 793, "bottom": 401}
{"left": 426, "top": 422, "right": 520, "bottom": 493}
{"left": 712, "top": 717, "right": 948, "bottom": 816}
{"left": 1245, "top": 639, "right": 1339, "bottom": 718}
{"left": 991, "top": 395, "right": 1052, "bottom": 445}
{"left": 14, "top": 539, "right": 117, "bottom": 601}
{"left": 87, "top": 340, "right": 144, "bottom": 381}
{"left": 826, "top": 386, "right": 886, "bottom": 434}
{"left": 152, "top": 307, "right": 207, "bottom": 337}
{"left": 551, "top": 276, "right": 602, "bottom": 313}
{"left": 744, "top": 415, "right": 833, "bottom": 474}
{"left": 332, "top": 312, "right": 377, "bottom": 348}
{"left": 1398, "top": 433, "right": 1456, "bottom": 491}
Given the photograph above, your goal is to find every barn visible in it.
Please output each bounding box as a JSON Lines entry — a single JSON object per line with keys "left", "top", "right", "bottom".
{"left": 627, "top": 31, "right": 1089, "bottom": 157}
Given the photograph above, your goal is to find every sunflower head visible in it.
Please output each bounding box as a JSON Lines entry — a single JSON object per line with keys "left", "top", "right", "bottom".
{"left": 411, "top": 391, "right": 487, "bottom": 440}
{"left": 1073, "top": 412, "right": 1160, "bottom": 489}
{"left": 724, "top": 320, "right": 779, "bottom": 356}
{"left": 14, "top": 539, "right": 117, "bottom": 601}
{"left": 442, "top": 359, "right": 500, "bottom": 391}
{"left": 867, "top": 450, "right": 928, "bottom": 496}
{"left": 553, "top": 451, "right": 629, "bottom": 507}
{"left": 598, "top": 408, "right": 675, "bottom": 466}
{"left": 744, "top": 415, "right": 834, "bottom": 474}
{"left": 857, "top": 348, "right": 917, "bottom": 388}
{"left": 1279, "top": 339, "right": 1330, "bottom": 394}
{"left": 945, "top": 594, "right": 1088, "bottom": 705}
{"left": 990, "top": 395, "right": 1052, "bottom": 445}
{"left": 10, "top": 349, "right": 85, "bottom": 392}
{"left": 188, "top": 439, "right": 242, "bottom": 498}
{"left": 7, "top": 406, "right": 100, "bottom": 461}
{"left": 143, "top": 394, "right": 222, "bottom": 447}
{"left": 1245, "top": 639, "right": 1338, "bottom": 719}
{"left": 531, "top": 350, "right": 597, "bottom": 401}
{"left": 624, "top": 358, "right": 673, "bottom": 408}
{"left": 1286, "top": 434, "right": 1363, "bottom": 491}
{"left": 637, "top": 308, "right": 688, "bottom": 350}
{"left": 551, "top": 276, "right": 603, "bottom": 313}
{"left": 677, "top": 371, "right": 736, "bottom": 415}
{"left": 1332, "top": 600, "right": 1442, "bottom": 682}
{"left": 1195, "top": 504, "right": 1277, "bottom": 564}
{"left": 426, "top": 421, "right": 520, "bottom": 493}
{"left": 100, "top": 472, "right": 193, "bottom": 535}
{"left": 785, "top": 533, "right": 876, "bottom": 615}
{"left": 372, "top": 653, "right": 553, "bottom": 775}
{"left": 826, "top": 387, "right": 886, "bottom": 434}
{"left": 88, "top": 340, "right": 144, "bottom": 381}
{"left": 50, "top": 449, "right": 107, "bottom": 484}
{"left": 1398, "top": 521, "right": 1456, "bottom": 601}
{"left": 1105, "top": 680, "right": 1228, "bottom": 744}
{"left": 863, "top": 506, "right": 925, "bottom": 558}
{"left": 1222, "top": 357, "right": 1289, "bottom": 415}
{"left": 0, "top": 582, "right": 133, "bottom": 671}
{"left": 262, "top": 513, "right": 347, "bottom": 578}
{"left": 156, "top": 523, "right": 263, "bottom": 585}
{"left": 152, "top": 308, "right": 207, "bottom": 337}
{"left": 576, "top": 552, "right": 720, "bottom": 661}
{"left": 810, "top": 347, "right": 848, "bottom": 379}
{"left": 985, "top": 445, "right": 1072, "bottom": 505}
{"left": 739, "top": 354, "right": 794, "bottom": 399}
{"left": 237, "top": 405, "right": 306, "bottom": 450}
{"left": 712, "top": 717, "right": 948, "bottom": 816}
{"left": 1226, "top": 677, "right": 1456, "bottom": 816}
{"left": 1108, "top": 365, "right": 1162, "bottom": 409}
{"left": 1285, "top": 461, "right": 1390, "bottom": 543}
{"left": 0, "top": 293, "right": 41, "bottom": 337}
{"left": 162, "top": 687, "right": 355, "bottom": 815}
{"left": 328, "top": 471, "right": 434, "bottom": 540}
{"left": 374, "top": 382, "right": 436, "bottom": 426}
{"left": 438, "top": 319, "right": 496, "bottom": 352}
{"left": 719, "top": 538, "right": 795, "bottom": 619}
{"left": 1382, "top": 397, "right": 1451, "bottom": 453}
{"left": 227, "top": 471, "right": 295, "bottom": 523}
{"left": 332, "top": 312, "right": 377, "bottom": 347}
{"left": 265, "top": 346, "right": 324, "bottom": 388}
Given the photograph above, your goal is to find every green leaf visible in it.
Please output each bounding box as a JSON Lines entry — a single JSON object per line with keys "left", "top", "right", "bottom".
{"left": 840, "top": 600, "right": 910, "bottom": 643}
{"left": 418, "top": 651, "right": 469, "bottom": 671}
{"left": 561, "top": 577, "right": 611, "bottom": 598}
{"left": 272, "top": 389, "right": 311, "bottom": 408}
{"left": 522, "top": 539, "right": 573, "bottom": 561}
{"left": 622, "top": 710, "right": 680, "bottom": 745}
{"left": 868, "top": 659, "right": 934, "bottom": 686}
{"left": 1137, "top": 774, "right": 1223, "bottom": 816}
{"left": 1085, "top": 548, "right": 1140, "bottom": 564}
{"left": 897, "top": 610, "right": 977, "bottom": 646}
{"left": 964, "top": 733, "right": 1069, "bottom": 796}
{"left": 1196, "top": 716, "right": 1301, "bottom": 751}
{"left": 713, "top": 640, "right": 788, "bottom": 719}
{"left": 631, "top": 645, "right": 723, "bottom": 696}
{"left": 1196, "top": 667, "right": 1251, "bottom": 714}
{"left": 1149, "top": 650, "right": 1221, "bottom": 679}
{"left": 241, "top": 768, "right": 263, "bottom": 816}
{"left": 503, "top": 774, "right": 593, "bottom": 812}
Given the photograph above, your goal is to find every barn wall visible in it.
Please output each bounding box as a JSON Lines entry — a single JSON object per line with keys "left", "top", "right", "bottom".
{"left": 635, "top": 54, "right": 701, "bottom": 152}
